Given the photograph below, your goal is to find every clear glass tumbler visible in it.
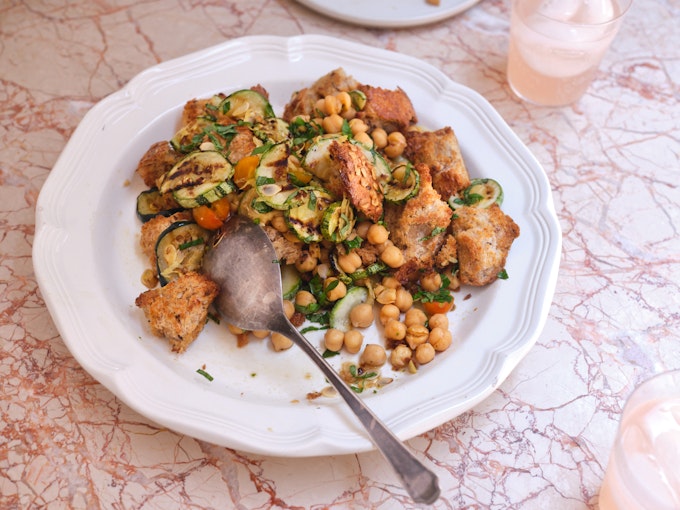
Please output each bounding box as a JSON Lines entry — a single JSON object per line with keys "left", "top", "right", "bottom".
{"left": 599, "top": 369, "right": 680, "bottom": 509}
{"left": 507, "top": 0, "right": 632, "bottom": 106}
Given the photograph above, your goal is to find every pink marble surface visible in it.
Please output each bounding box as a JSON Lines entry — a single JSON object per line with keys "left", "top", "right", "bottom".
{"left": 1, "top": 0, "right": 679, "bottom": 508}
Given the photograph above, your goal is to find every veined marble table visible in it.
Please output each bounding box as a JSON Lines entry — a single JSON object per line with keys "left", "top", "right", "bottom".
{"left": 1, "top": 0, "right": 678, "bottom": 508}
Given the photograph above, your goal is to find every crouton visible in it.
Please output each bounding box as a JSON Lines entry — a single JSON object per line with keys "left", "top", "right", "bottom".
{"left": 135, "top": 271, "right": 219, "bottom": 353}
{"left": 356, "top": 85, "right": 417, "bottom": 132}
{"left": 139, "top": 211, "right": 192, "bottom": 268}
{"left": 227, "top": 125, "right": 260, "bottom": 164}
{"left": 451, "top": 204, "right": 520, "bottom": 286}
{"left": 283, "top": 68, "right": 359, "bottom": 122}
{"left": 262, "top": 225, "right": 304, "bottom": 265}
{"left": 383, "top": 164, "right": 452, "bottom": 282}
{"left": 435, "top": 234, "right": 458, "bottom": 269}
{"left": 328, "top": 140, "right": 383, "bottom": 222}
{"left": 404, "top": 127, "right": 470, "bottom": 200}
{"left": 135, "top": 141, "right": 183, "bottom": 188}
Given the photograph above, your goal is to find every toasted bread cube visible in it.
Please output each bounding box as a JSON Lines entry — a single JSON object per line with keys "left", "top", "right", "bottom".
{"left": 135, "top": 141, "right": 183, "bottom": 188}
{"left": 404, "top": 126, "right": 470, "bottom": 200}
{"left": 356, "top": 85, "right": 417, "bottom": 132}
{"left": 384, "top": 164, "right": 452, "bottom": 282}
{"left": 328, "top": 140, "right": 383, "bottom": 222}
{"left": 452, "top": 205, "right": 520, "bottom": 286}
{"left": 283, "top": 68, "right": 359, "bottom": 122}
{"left": 135, "top": 272, "right": 219, "bottom": 353}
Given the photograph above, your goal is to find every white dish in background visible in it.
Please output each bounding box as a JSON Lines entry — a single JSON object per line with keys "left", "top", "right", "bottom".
{"left": 295, "top": 0, "right": 481, "bottom": 28}
{"left": 33, "top": 35, "right": 561, "bottom": 457}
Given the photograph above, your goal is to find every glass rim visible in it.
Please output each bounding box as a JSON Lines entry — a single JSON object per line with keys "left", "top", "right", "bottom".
{"left": 515, "top": 0, "right": 634, "bottom": 28}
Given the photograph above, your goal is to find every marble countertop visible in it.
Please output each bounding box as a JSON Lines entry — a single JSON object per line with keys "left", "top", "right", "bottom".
{"left": 1, "top": 0, "right": 678, "bottom": 508}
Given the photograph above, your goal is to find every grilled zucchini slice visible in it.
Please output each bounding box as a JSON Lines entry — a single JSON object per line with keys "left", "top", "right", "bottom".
{"left": 284, "top": 187, "right": 335, "bottom": 243}
{"left": 302, "top": 134, "right": 348, "bottom": 182}
{"left": 155, "top": 221, "right": 210, "bottom": 286}
{"left": 224, "top": 90, "right": 275, "bottom": 123}
{"left": 321, "top": 197, "right": 356, "bottom": 243}
{"left": 254, "top": 143, "right": 303, "bottom": 210}
{"left": 136, "top": 188, "right": 183, "bottom": 222}
{"left": 449, "top": 178, "right": 504, "bottom": 210}
{"left": 383, "top": 162, "right": 420, "bottom": 204}
{"left": 157, "top": 150, "right": 235, "bottom": 208}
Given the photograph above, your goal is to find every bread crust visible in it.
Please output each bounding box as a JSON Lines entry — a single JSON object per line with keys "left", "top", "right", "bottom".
{"left": 404, "top": 126, "right": 470, "bottom": 199}
{"left": 135, "top": 272, "right": 219, "bottom": 353}
{"left": 356, "top": 85, "right": 417, "bottom": 132}
{"left": 384, "top": 164, "right": 452, "bottom": 282}
{"left": 452, "top": 204, "right": 520, "bottom": 286}
{"left": 136, "top": 141, "right": 183, "bottom": 188}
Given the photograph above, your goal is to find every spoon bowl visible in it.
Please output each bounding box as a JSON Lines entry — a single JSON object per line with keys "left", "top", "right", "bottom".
{"left": 202, "top": 215, "right": 440, "bottom": 505}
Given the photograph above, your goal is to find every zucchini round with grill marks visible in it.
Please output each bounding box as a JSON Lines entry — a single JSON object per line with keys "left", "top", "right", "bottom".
{"left": 321, "top": 197, "right": 356, "bottom": 242}
{"left": 284, "top": 187, "right": 335, "bottom": 243}
{"left": 302, "top": 134, "right": 347, "bottom": 182}
{"left": 224, "top": 90, "right": 275, "bottom": 123}
{"left": 383, "top": 162, "right": 420, "bottom": 204}
{"left": 136, "top": 188, "right": 183, "bottom": 222}
{"left": 449, "top": 178, "right": 504, "bottom": 210}
{"left": 157, "top": 150, "right": 235, "bottom": 208}
{"left": 254, "top": 143, "right": 303, "bottom": 210}
{"left": 155, "top": 221, "right": 210, "bottom": 286}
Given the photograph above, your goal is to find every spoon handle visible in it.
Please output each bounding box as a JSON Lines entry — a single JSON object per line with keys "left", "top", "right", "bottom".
{"left": 274, "top": 319, "right": 440, "bottom": 505}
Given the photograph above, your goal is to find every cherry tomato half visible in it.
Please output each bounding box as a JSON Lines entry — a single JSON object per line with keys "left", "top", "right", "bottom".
{"left": 422, "top": 300, "right": 453, "bottom": 316}
{"left": 192, "top": 197, "right": 231, "bottom": 230}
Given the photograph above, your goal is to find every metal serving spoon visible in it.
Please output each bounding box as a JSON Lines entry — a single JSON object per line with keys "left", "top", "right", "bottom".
{"left": 202, "top": 214, "right": 440, "bottom": 505}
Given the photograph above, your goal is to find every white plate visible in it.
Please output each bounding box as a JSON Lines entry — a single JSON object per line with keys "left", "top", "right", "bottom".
{"left": 295, "top": 0, "right": 481, "bottom": 28}
{"left": 34, "top": 35, "right": 561, "bottom": 457}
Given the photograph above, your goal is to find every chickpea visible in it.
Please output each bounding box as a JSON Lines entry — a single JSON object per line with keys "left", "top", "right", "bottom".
{"left": 367, "top": 223, "right": 389, "bottom": 245}
{"left": 381, "top": 276, "right": 400, "bottom": 289}
{"left": 336, "top": 91, "right": 352, "bottom": 112}
{"left": 379, "top": 304, "right": 401, "bottom": 326}
{"left": 349, "top": 303, "right": 374, "bottom": 328}
{"left": 344, "top": 330, "right": 364, "bottom": 354}
{"left": 374, "top": 285, "right": 397, "bottom": 305}
{"left": 415, "top": 342, "right": 436, "bottom": 364}
{"left": 380, "top": 245, "right": 404, "bottom": 268}
{"left": 406, "top": 324, "right": 429, "bottom": 350}
{"left": 324, "top": 328, "right": 344, "bottom": 352}
{"left": 420, "top": 272, "right": 442, "bottom": 292}
{"left": 341, "top": 106, "right": 357, "bottom": 120}
{"left": 282, "top": 299, "right": 295, "bottom": 319}
{"left": 322, "top": 113, "right": 344, "bottom": 134}
{"left": 324, "top": 94, "right": 341, "bottom": 116}
{"left": 353, "top": 131, "right": 373, "bottom": 148}
{"left": 355, "top": 221, "right": 372, "bottom": 239}
{"left": 252, "top": 329, "right": 270, "bottom": 339}
{"left": 295, "top": 252, "right": 318, "bottom": 273}
{"left": 394, "top": 288, "right": 413, "bottom": 313}
{"left": 227, "top": 323, "right": 245, "bottom": 335}
{"left": 338, "top": 251, "right": 362, "bottom": 273}
{"left": 349, "top": 118, "right": 369, "bottom": 135}
{"left": 428, "top": 313, "right": 449, "bottom": 331}
{"left": 404, "top": 308, "right": 428, "bottom": 328}
{"left": 360, "top": 344, "right": 387, "bottom": 368}
{"left": 384, "top": 131, "right": 407, "bottom": 159}
{"left": 384, "top": 319, "right": 407, "bottom": 342}
{"left": 270, "top": 214, "right": 289, "bottom": 233}
{"left": 324, "top": 277, "right": 347, "bottom": 302}
{"left": 314, "top": 98, "right": 327, "bottom": 116}
{"left": 295, "top": 290, "right": 317, "bottom": 309}
{"left": 428, "top": 327, "right": 453, "bottom": 352}
{"left": 371, "top": 128, "right": 388, "bottom": 149}
{"left": 271, "top": 332, "right": 294, "bottom": 351}
{"left": 390, "top": 344, "right": 412, "bottom": 369}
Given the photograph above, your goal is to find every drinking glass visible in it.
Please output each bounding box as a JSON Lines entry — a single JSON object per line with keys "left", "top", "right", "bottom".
{"left": 599, "top": 369, "right": 680, "bottom": 509}
{"left": 506, "top": 0, "right": 632, "bottom": 106}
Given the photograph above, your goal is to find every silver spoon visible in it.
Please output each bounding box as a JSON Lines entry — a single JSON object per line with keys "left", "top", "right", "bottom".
{"left": 202, "top": 214, "right": 440, "bottom": 505}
